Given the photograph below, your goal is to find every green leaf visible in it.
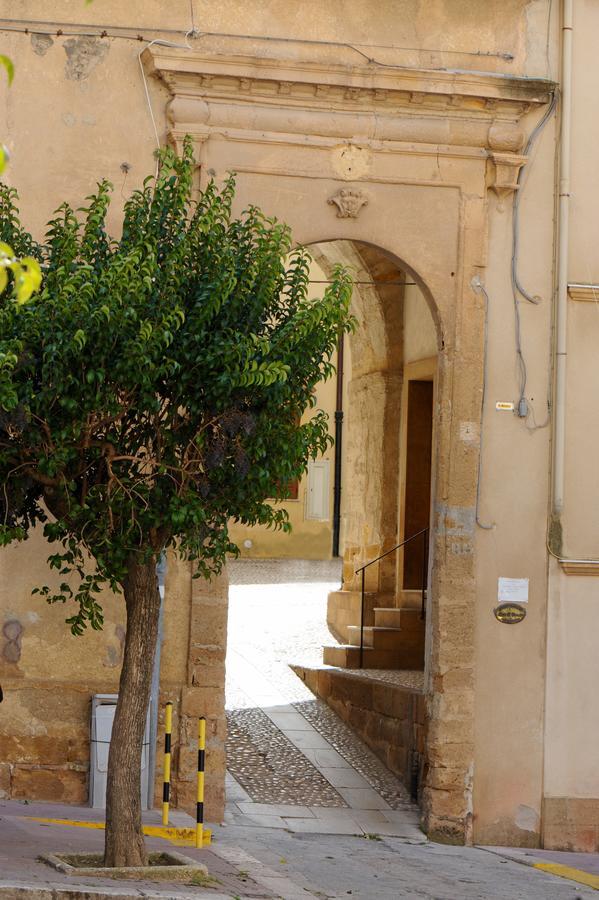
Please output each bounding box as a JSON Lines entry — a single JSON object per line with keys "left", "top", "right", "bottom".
{"left": 73, "top": 329, "right": 87, "bottom": 349}
{"left": 0, "top": 138, "right": 352, "bottom": 642}
{"left": 0, "top": 144, "right": 9, "bottom": 175}
{"left": 0, "top": 55, "right": 14, "bottom": 86}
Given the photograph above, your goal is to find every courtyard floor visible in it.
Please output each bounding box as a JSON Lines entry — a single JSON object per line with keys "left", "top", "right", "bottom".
{"left": 225, "top": 557, "right": 419, "bottom": 835}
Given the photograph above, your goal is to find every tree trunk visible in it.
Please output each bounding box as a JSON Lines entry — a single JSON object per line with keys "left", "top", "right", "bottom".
{"left": 104, "top": 552, "right": 161, "bottom": 867}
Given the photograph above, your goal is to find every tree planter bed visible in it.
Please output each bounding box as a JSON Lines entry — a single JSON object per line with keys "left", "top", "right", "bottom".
{"left": 40, "top": 851, "right": 210, "bottom": 883}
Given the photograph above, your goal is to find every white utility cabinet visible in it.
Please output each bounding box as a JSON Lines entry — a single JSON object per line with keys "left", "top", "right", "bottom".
{"left": 89, "top": 693, "right": 150, "bottom": 809}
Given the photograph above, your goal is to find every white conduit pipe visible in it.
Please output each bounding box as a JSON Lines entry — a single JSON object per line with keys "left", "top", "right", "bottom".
{"left": 552, "top": 0, "right": 573, "bottom": 518}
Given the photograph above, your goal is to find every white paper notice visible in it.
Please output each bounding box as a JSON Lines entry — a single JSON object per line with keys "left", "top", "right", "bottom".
{"left": 498, "top": 577, "right": 529, "bottom": 604}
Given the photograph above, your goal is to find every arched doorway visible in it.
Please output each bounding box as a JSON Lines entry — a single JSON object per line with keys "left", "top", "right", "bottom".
{"left": 304, "top": 239, "right": 438, "bottom": 809}
{"left": 148, "top": 38, "right": 550, "bottom": 843}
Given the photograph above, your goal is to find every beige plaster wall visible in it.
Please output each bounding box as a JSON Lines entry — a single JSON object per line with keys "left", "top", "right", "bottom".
{"left": 194, "top": 0, "right": 552, "bottom": 77}
{"left": 404, "top": 284, "right": 437, "bottom": 365}
{"left": 541, "top": 2, "right": 599, "bottom": 839}
{"left": 559, "top": 0, "right": 599, "bottom": 557}
{"left": 471, "top": 92, "right": 556, "bottom": 844}
{"left": 0, "top": 530, "right": 124, "bottom": 802}
{"left": 545, "top": 567, "right": 599, "bottom": 798}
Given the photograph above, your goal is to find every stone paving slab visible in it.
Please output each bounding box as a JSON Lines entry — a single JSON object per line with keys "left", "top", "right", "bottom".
{"left": 280, "top": 818, "right": 360, "bottom": 835}
{"left": 262, "top": 711, "right": 314, "bottom": 731}
{"left": 283, "top": 728, "right": 334, "bottom": 749}
{"left": 300, "top": 746, "right": 349, "bottom": 768}
{"left": 236, "top": 802, "right": 315, "bottom": 819}
{"left": 218, "top": 824, "right": 598, "bottom": 899}
{"left": 335, "top": 787, "right": 392, "bottom": 810}
{"left": 0, "top": 884, "right": 234, "bottom": 899}
{"left": 317, "top": 767, "right": 372, "bottom": 789}
{"left": 294, "top": 697, "right": 414, "bottom": 809}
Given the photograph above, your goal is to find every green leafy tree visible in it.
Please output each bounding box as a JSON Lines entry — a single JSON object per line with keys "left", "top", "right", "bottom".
{"left": 0, "top": 140, "right": 352, "bottom": 866}
{"left": 0, "top": 54, "right": 41, "bottom": 302}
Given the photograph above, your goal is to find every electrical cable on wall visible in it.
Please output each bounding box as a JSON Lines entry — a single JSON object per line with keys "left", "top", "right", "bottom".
{"left": 471, "top": 276, "right": 494, "bottom": 530}
{"left": 137, "top": 0, "right": 197, "bottom": 170}
{"left": 0, "top": 16, "right": 516, "bottom": 64}
{"left": 510, "top": 91, "right": 558, "bottom": 421}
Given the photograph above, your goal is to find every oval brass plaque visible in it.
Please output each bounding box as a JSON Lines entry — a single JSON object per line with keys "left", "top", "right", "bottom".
{"left": 494, "top": 603, "right": 526, "bottom": 624}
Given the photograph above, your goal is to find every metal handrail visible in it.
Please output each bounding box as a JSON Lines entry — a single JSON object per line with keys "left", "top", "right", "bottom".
{"left": 354, "top": 527, "right": 429, "bottom": 669}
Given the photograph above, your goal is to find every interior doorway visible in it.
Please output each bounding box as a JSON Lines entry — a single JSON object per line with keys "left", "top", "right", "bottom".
{"left": 402, "top": 380, "right": 434, "bottom": 591}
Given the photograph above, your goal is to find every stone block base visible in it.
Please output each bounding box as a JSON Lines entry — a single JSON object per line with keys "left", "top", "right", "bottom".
{"left": 543, "top": 797, "right": 599, "bottom": 852}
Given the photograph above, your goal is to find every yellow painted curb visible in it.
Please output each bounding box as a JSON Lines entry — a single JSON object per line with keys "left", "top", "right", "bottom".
{"left": 534, "top": 862, "right": 599, "bottom": 891}
{"left": 20, "top": 816, "right": 212, "bottom": 847}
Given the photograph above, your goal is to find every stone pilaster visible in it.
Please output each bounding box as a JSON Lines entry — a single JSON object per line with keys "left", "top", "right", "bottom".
{"left": 170, "top": 565, "right": 228, "bottom": 822}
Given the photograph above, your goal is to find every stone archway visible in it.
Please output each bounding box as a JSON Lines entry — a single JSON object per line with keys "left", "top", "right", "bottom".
{"left": 145, "top": 41, "right": 550, "bottom": 843}
{"left": 309, "top": 240, "right": 405, "bottom": 586}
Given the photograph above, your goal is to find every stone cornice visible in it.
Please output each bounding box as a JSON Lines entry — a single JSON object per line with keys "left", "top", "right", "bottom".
{"left": 144, "top": 45, "right": 553, "bottom": 131}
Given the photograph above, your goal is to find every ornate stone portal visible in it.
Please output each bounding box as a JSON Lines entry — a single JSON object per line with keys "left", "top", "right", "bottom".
{"left": 144, "top": 41, "right": 552, "bottom": 844}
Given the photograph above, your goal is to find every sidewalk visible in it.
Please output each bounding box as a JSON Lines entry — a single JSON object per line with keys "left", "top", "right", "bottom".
{"left": 485, "top": 844, "right": 599, "bottom": 892}
{"left": 0, "top": 798, "right": 270, "bottom": 898}
{"left": 2, "top": 798, "right": 598, "bottom": 899}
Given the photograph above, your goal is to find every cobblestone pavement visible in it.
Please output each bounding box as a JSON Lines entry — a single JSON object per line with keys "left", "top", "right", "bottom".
{"left": 228, "top": 556, "right": 343, "bottom": 584}
{"left": 293, "top": 699, "right": 413, "bottom": 810}
{"left": 226, "top": 707, "right": 346, "bottom": 807}
{"left": 225, "top": 558, "right": 419, "bottom": 835}
{"left": 341, "top": 668, "right": 425, "bottom": 691}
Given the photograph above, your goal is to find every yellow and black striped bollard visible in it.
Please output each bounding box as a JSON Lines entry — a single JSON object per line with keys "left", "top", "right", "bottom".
{"left": 196, "top": 716, "right": 206, "bottom": 848}
{"left": 162, "top": 701, "right": 173, "bottom": 826}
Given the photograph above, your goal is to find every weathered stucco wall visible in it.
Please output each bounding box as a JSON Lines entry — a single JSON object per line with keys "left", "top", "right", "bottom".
{"left": 0, "top": 537, "right": 228, "bottom": 821}
{"left": 0, "top": 2, "right": 228, "bottom": 819}
{"left": 403, "top": 285, "right": 437, "bottom": 365}
{"left": 0, "top": 530, "right": 124, "bottom": 802}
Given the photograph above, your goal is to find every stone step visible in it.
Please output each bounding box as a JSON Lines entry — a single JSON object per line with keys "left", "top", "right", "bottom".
{"left": 326, "top": 590, "right": 394, "bottom": 643}
{"left": 323, "top": 644, "right": 402, "bottom": 669}
{"left": 323, "top": 641, "right": 425, "bottom": 670}
{"left": 347, "top": 625, "right": 424, "bottom": 651}
{"left": 327, "top": 590, "right": 376, "bottom": 613}
{"left": 399, "top": 589, "right": 427, "bottom": 610}
{"left": 374, "top": 607, "right": 423, "bottom": 630}
{"left": 347, "top": 625, "right": 399, "bottom": 650}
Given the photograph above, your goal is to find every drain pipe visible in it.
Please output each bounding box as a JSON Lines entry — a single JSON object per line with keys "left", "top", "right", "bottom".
{"left": 551, "top": 0, "right": 573, "bottom": 543}
{"left": 332, "top": 332, "right": 344, "bottom": 558}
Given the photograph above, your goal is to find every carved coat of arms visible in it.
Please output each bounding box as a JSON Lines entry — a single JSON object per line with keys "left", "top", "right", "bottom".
{"left": 328, "top": 188, "right": 369, "bottom": 219}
